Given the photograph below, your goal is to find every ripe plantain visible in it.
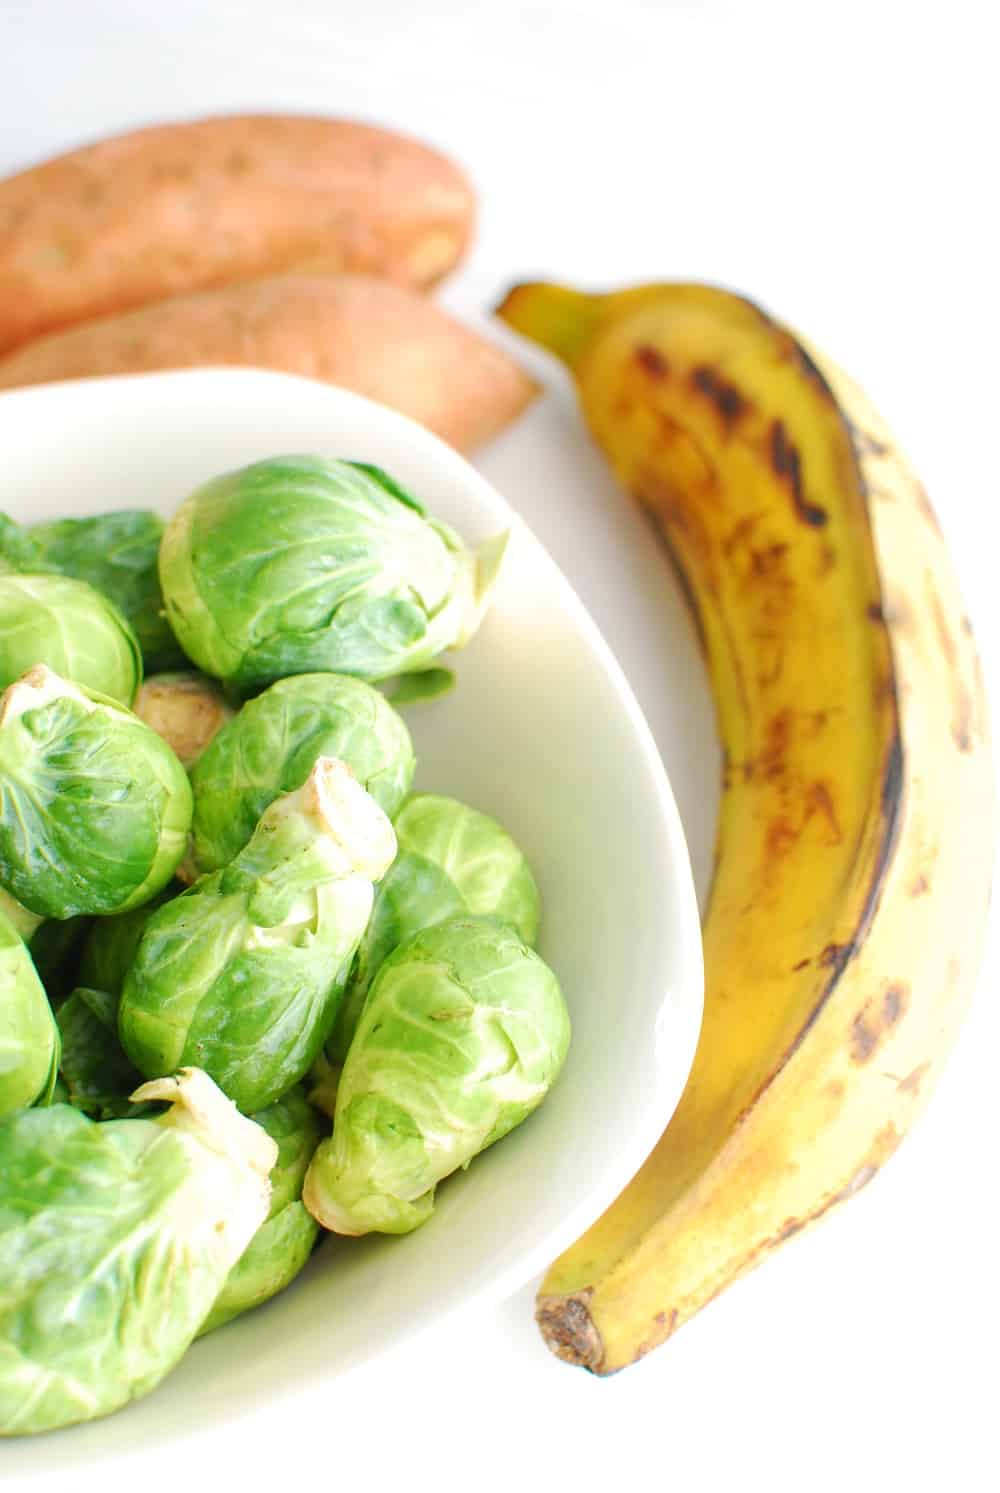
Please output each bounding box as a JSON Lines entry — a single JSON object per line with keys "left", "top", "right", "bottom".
{"left": 496, "top": 280, "right": 994, "bottom": 1374}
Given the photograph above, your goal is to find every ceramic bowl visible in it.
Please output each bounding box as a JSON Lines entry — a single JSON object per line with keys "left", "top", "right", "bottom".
{"left": 0, "top": 368, "right": 702, "bottom": 1460}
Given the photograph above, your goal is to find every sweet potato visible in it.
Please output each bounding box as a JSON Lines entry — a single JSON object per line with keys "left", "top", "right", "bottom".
{"left": 0, "top": 273, "right": 538, "bottom": 454}
{"left": 0, "top": 115, "right": 475, "bottom": 357}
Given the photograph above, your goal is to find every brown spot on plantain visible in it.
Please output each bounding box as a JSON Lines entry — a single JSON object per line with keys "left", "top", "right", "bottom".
{"left": 850, "top": 982, "right": 910, "bottom": 1062}
{"left": 805, "top": 780, "right": 842, "bottom": 844}
{"left": 898, "top": 1062, "right": 930, "bottom": 1096}
{"left": 819, "top": 941, "right": 853, "bottom": 973}
{"left": 909, "top": 872, "right": 930, "bottom": 897}
{"left": 690, "top": 364, "right": 749, "bottom": 429}
{"left": 634, "top": 343, "right": 668, "bottom": 379}
{"left": 927, "top": 578, "right": 977, "bottom": 750}
{"left": 769, "top": 419, "right": 828, "bottom": 527}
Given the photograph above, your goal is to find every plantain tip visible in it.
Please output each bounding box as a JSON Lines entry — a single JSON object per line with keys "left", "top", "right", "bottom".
{"left": 494, "top": 280, "right": 603, "bottom": 368}
{"left": 535, "top": 1289, "right": 607, "bottom": 1372}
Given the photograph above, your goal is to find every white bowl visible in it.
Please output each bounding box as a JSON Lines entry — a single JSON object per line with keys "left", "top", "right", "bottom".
{"left": 0, "top": 369, "right": 702, "bottom": 1460}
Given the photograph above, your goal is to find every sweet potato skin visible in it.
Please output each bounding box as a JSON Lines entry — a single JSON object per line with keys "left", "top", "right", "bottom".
{"left": 0, "top": 274, "right": 537, "bottom": 454}
{"left": 0, "top": 115, "right": 475, "bottom": 357}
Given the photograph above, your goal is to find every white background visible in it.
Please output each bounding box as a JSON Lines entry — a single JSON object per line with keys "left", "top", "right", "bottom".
{"left": 2, "top": 2, "right": 998, "bottom": 1488}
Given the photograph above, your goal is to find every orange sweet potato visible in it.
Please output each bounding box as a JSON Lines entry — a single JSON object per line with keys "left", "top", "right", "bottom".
{"left": 0, "top": 115, "right": 475, "bottom": 357}
{"left": 0, "top": 273, "right": 538, "bottom": 454}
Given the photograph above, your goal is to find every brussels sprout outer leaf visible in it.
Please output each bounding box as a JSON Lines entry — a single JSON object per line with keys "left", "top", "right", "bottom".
{"left": 190, "top": 671, "right": 414, "bottom": 873}
{"left": 0, "top": 514, "right": 47, "bottom": 576}
{"left": 0, "top": 1068, "right": 275, "bottom": 1435}
{"left": 77, "top": 883, "right": 181, "bottom": 999}
{"left": 0, "top": 573, "right": 142, "bottom": 705}
{"left": 197, "top": 1202, "right": 319, "bottom": 1336}
{"left": 382, "top": 668, "right": 455, "bottom": 706}
{"left": 27, "top": 915, "right": 93, "bottom": 1007}
{"left": 0, "top": 910, "right": 60, "bottom": 1119}
{"left": 328, "top": 794, "right": 541, "bottom": 1063}
{"left": 0, "top": 885, "right": 44, "bottom": 942}
{"left": 197, "top": 1086, "right": 324, "bottom": 1336}
{"left": 119, "top": 761, "right": 396, "bottom": 1113}
{"left": 0, "top": 669, "right": 192, "bottom": 918}
{"left": 56, "top": 987, "right": 150, "bottom": 1119}
{"left": 25, "top": 510, "right": 185, "bottom": 673}
{"left": 304, "top": 917, "right": 570, "bottom": 1237}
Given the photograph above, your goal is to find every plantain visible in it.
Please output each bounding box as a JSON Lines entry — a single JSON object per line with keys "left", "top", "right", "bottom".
{"left": 496, "top": 280, "right": 994, "bottom": 1374}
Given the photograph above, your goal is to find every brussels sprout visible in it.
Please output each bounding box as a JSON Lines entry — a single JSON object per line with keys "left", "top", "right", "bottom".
{"left": 27, "top": 914, "right": 93, "bottom": 1007}
{"left": 78, "top": 883, "right": 181, "bottom": 998}
{"left": 159, "top": 456, "right": 507, "bottom": 692}
{"left": 325, "top": 794, "right": 540, "bottom": 1070}
{"left": 199, "top": 1086, "right": 323, "bottom": 1335}
{"left": 0, "top": 910, "right": 59, "bottom": 1119}
{"left": 55, "top": 987, "right": 150, "bottom": 1120}
{"left": 119, "top": 758, "right": 397, "bottom": 1113}
{"left": 134, "top": 670, "right": 234, "bottom": 769}
{"left": 0, "top": 1067, "right": 276, "bottom": 1436}
{"left": 0, "top": 573, "right": 142, "bottom": 705}
{"left": 190, "top": 672, "right": 415, "bottom": 874}
{"left": 23, "top": 509, "right": 186, "bottom": 674}
{"left": 0, "top": 666, "right": 192, "bottom": 919}
{"left": 303, "top": 917, "right": 570, "bottom": 1237}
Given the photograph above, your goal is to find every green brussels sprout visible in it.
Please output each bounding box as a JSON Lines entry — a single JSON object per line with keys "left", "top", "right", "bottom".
{"left": 303, "top": 917, "right": 570, "bottom": 1238}
{"left": 199, "top": 1086, "right": 323, "bottom": 1336}
{"left": 55, "top": 987, "right": 158, "bottom": 1120}
{"left": 190, "top": 672, "right": 415, "bottom": 875}
{"left": 326, "top": 794, "right": 541, "bottom": 1070}
{"left": 119, "top": 758, "right": 397, "bottom": 1113}
{"left": 23, "top": 509, "right": 185, "bottom": 673}
{"left": 27, "top": 915, "right": 93, "bottom": 1007}
{"left": 0, "top": 1067, "right": 277, "bottom": 1436}
{"left": 0, "top": 910, "right": 59, "bottom": 1119}
{"left": 0, "top": 573, "right": 142, "bottom": 705}
{"left": 134, "top": 670, "right": 234, "bottom": 769}
{"left": 0, "top": 666, "right": 192, "bottom": 919}
{"left": 159, "top": 456, "right": 507, "bottom": 692}
{"left": 77, "top": 883, "right": 181, "bottom": 999}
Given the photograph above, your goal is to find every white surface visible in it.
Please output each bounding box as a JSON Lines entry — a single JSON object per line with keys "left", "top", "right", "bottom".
{"left": 0, "top": 369, "right": 702, "bottom": 1470}
{"left": 1, "top": 1, "right": 998, "bottom": 1488}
